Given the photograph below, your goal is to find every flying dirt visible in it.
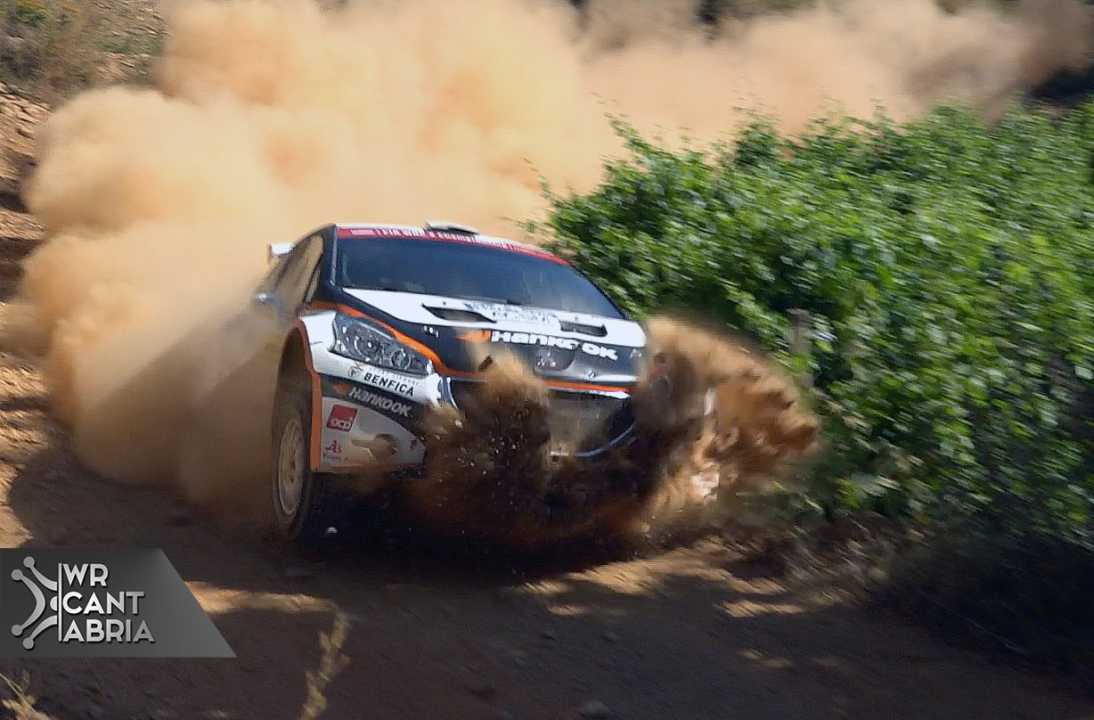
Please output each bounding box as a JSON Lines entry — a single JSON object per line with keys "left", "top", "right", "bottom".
{"left": 408, "top": 317, "right": 819, "bottom": 545}
{"left": 5, "top": 0, "right": 1091, "bottom": 540}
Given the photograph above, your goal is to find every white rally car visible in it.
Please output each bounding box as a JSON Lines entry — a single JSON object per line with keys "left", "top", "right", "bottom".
{"left": 255, "top": 222, "right": 648, "bottom": 542}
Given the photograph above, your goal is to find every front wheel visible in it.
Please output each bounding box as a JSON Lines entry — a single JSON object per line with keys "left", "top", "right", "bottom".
{"left": 271, "top": 372, "right": 337, "bottom": 544}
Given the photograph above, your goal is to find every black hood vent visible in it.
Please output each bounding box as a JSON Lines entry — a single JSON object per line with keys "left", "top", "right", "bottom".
{"left": 558, "top": 319, "right": 607, "bottom": 337}
{"left": 424, "top": 306, "right": 494, "bottom": 323}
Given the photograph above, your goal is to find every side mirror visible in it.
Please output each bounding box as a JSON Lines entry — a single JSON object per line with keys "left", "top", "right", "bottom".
{"left": 268, "top": 242, "right": 294, "bottom": 264}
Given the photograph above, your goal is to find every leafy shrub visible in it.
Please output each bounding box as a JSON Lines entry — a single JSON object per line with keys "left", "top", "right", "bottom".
{"left": 7, "top": 0, "right": 47, "bottom": 27}
{"left": 542, "top": 104, "right": 1094, "bottom": 554}
{"left": 0, "top": 0, "right": 106, "bottom": 97}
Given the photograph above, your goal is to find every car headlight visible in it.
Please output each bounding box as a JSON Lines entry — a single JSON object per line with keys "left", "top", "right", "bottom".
{"left": 331, "top": 314, "right": 433, "bottom": 376}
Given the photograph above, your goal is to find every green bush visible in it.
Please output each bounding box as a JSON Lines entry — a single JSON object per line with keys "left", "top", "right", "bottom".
{"left": 542, "top": 104, "right": 1094, "bottom": 552}
{"left": 0, "top": 0, "right": 107, "bottom": 97}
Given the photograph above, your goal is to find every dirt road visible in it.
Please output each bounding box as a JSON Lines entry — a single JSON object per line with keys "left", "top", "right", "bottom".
{"left": 0, "top": 214, "right": 1091, "bottom": 719}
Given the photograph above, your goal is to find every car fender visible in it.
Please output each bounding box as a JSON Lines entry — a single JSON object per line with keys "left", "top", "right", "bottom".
{"left": 281, "top": 317, "right": 328, "bottom": 471}
{"left": 287, "top": 310, "right": 438, "bottom": 471}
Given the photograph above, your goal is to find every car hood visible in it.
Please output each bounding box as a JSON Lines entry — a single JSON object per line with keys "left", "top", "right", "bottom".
{"left": 339, "top": 289, "right": 646, "bottom": 385}
{"left": 343, "top": 290, "right": 645, "bottom": 346}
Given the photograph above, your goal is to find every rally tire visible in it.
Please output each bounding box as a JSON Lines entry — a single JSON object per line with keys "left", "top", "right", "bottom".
{"left": 271, "top": 370, "right": 338, "bottom": 545}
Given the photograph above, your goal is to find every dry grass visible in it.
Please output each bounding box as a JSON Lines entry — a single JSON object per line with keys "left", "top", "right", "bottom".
{"left": 298, "top": 611, "right": 352, "bottom": 720}
{"left": 1, "top": 672, "right": 54, "bottom": 720}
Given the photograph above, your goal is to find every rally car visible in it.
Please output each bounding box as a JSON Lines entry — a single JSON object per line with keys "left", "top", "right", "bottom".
{"left": 255, "top": 222, "right": 648, "bottom": 542}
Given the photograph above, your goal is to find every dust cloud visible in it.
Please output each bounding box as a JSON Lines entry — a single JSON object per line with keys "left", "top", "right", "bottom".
{"left": 9, "top": 0, "right": 1091, "bottom": 521}
{"left": 412, "top": 317, "right": 819, "bottom": 546}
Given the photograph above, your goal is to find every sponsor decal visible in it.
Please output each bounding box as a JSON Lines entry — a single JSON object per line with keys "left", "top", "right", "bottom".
{"left": 335, "top": 227, "right": 567, "bottom": 264}
{"left": 462, "top": 302, "right": 559, "bottom": 327}
{"left": 458, "top": 329, "right": 618, "bottom": 361}
{"left": 329, "top": 380, "right": 352, "bottom": 397}
{"left": 326, "top": 405, "right": 358, "bottom": 432}
{"left": 1, "top": 550, "right": 233, "bottom": 657}
{"left": 347, "top": 387, "right": 412, "bottom": 419}
{"left": 341, "top": 226, "right": 482, "bottom": 242}
{"left": 322, "top": 439, "right": 343, "bottom": 462}
{"left": 347, "top": 365, "right": 418, "bottom": 398}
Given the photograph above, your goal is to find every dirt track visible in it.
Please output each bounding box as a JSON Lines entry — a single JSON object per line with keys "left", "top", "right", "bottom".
{"left": 0, "top": 213, "right": 1092, "bottom": 718}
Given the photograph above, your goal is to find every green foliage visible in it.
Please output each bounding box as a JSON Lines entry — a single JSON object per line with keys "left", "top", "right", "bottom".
{"left": 544, "top": 103, "right": 1094, "bottom": 551}
{"left": 7, "top": 0, "right": 47, "bottom": 27}
{"left": 0, "top": 0, "right": 108, "bottom": 97}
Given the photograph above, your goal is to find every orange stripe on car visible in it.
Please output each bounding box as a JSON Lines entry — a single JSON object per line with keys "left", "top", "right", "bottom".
{"left": 456, "top": 329, "right": 491, "bottom": 343}
{"left": 291, "top": 320, "right": 324, "bottom": 471}
{"left": 306, "top": 301, "right": 632, "bottom": 395}
{"left": 541, "top": 379, "right": 631, "bottom": 394}
{"left": 307, "top": 300, "right": 468, "bottom": 377}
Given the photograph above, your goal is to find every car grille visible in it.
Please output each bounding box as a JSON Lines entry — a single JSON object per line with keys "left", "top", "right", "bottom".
{"left": 448, "top": 380, "right": 634, "bottom": 455}
{"left": 545, "top": 391, "right": 630, "bottom": 453}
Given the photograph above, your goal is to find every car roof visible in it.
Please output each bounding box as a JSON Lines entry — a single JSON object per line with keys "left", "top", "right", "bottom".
{"left": 333, "top": 222, "right": 568, "bottom": 265}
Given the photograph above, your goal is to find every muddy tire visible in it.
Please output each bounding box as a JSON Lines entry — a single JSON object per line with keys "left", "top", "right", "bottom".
{"left": 271, "top": 370, "right": 337, "bottom": 545}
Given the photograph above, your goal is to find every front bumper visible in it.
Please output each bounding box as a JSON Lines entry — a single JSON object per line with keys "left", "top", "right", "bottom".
{"left": 315, "top": 363, "right": 636, "bottom": 473}
{"left": 445, "top": 378, "right": 636, "bottom": 460}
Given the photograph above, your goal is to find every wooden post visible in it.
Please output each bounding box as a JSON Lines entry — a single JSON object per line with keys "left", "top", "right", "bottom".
{"left": 788, "top": 308, "right": 813, "bottom": 389}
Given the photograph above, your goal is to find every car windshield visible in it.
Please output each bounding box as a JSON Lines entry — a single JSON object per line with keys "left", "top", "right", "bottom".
{"left": 335, "top": 237, "right": 624, "bottom": 318}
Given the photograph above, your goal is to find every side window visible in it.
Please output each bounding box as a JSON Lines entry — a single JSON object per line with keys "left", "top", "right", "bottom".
{"left": 273, "top": 234, "right": 325, "bottom": 309}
